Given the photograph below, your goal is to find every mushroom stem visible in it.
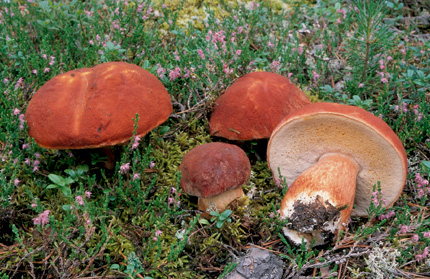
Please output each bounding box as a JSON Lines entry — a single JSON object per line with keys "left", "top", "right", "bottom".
{"left": 198, "top": 187, "right": 244, "bottom": 214}
{"left": 281, "top": 153, "right": 359, "bottom": 246}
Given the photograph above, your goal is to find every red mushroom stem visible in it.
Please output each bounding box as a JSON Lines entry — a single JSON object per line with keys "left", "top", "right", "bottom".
{"left": 281, "top": 153, "right": 359, "bottom": 246}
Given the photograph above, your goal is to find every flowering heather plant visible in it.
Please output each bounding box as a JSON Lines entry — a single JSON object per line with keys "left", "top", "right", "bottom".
{"left": 0, "top": 0, "right": 429, "bottom": 278}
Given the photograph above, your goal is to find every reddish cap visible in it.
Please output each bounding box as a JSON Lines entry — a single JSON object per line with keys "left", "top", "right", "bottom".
{"left": 209, "top": 71, "right": 310, "bottom": 140}
{"left": 25, "top": 62, "right": 172, "bottom": 149}
{"left": 179, "top": 142, "right": 251, "bottom": 198}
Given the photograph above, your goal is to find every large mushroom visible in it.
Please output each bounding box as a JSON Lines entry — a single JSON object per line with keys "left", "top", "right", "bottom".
{"left": 25, "top": 62, "right": 172, "bottom": 167}
{"left": 267, "top": 102, "right": 407, "bottom": 246}
{"left": 179, "top": 142, "right": 251, "bottom": 214}
{"left": 209, "top": 71, "right": 310, "bottom": 141}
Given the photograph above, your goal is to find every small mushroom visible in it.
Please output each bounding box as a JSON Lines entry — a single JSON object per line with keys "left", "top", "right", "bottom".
{"left": 209, "top": 71, "right": 310, "bottom": 141}
{"left": 25, "top": 62, "right": 172, "bottom": 167}
{"left": 179, "top": 142, "right": 251, "bottom": 214}
{"left": 267, "top": 102, "right": 407, "bottom": 246}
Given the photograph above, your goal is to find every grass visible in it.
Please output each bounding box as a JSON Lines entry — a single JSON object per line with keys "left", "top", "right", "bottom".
{"left": 0, "top": 0, "right": 429, "bottom": 278}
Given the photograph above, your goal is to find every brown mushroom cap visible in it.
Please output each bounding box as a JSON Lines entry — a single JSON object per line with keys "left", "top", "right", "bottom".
{"left": 268, "top": 102, "right": 408, "bottom": 217}
{"left": 209, "top": 71, "right": 310, "bottom": 141}
{"left": 25, "top": 62, "right": 172, "bottom": 149}
{"left": 179, "top": 142, "right": 251, "bottom": 198}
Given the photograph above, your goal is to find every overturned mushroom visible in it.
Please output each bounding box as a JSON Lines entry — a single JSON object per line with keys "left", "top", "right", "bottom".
{"left": 25, "top": 62, "right": 172, "bottom": 168}
{"left": 267, "top": 102, "right": 407, "bottom": 246}
{"left": 209, "top": 71, "right": 310, "bottom": 141}
{"left": 179, "top": 142, "right": 251, "bottom": 214}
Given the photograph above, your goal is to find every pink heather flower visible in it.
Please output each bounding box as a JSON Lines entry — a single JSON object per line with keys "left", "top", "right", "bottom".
{"left": 3, "top": 78, "right": 8, "bottom": 84}
{"left": 268, "top": 41, "right": 274, "bottom": 48}
{"left": 402, "top": 102, "right": 408, "bottom": 113}
{"left": 270, "top": 60, "right": 280, "bottom": 72}
{"left": 131, "top": 135, "right": 141, "bottom": 150}
{"left": 312, "top": 71, "right": 320, "bottom": 82}
{"left": 171, "top": 187, "right": 177, "bottom": 194}
{"left": 133, "top": 173, "right": 140, "bottom": 180}
{"left": 417, "top": 113, "right": 423, "bottom": 122}
{"left": 223, "top": 64, "right": 233, "bottom": 74}
{"left": 156, "top": 63, "right": 166, "bottom": 79}
{"left": 413, "top": 104, "right": 419, "bottom": 115}
{"left": 168, "top": 197, "right": 175, "bottom": 205}
{"left": 44, "top": 67, "right": 50, "bottom": 73}
{"left": 394, "top": 105, "right": 399, "bottom": 111}
{"left": 42, "top": 54, "right": 47, "bottom": 59}
{"left": 423, "top": 231, "right": 430, "bottom": 238}
{"left": 155, "top": 230, "right": 162, "bottom": 237}
{"left": 112, "top": 20, "right": 120, "bottom": 29}
{"left": 387, "top": 56, "right": 393, "bottom": 61}
{"left": 14, "top": 179, "right": 20, "bottom": 186}
{"left": 33, "top": 210, "right": 50, "bottom": 226}
{"left": 89, "top": 40, "right": 94, "bottom": 45}
{"left": 298, "top": 46, "right": 304, "bottom": 55}
{"left": 398, "top": 225, "right": 409, "bottom": 234}
{"left": 31, "top": 203, "right": 37, "bottom": 208}
{"left": 275, "top": 178, "right": 282, "bottom": 188}
{"left": 119, "top": 163, "right": 130, "bottom": 174}
{"left": 22, "top": 143, "right": 30, "bottom": 150}
{"left": 32, "top": 69, "right": 38, "bottom": 75}
{"left": 149, "top": 161, "right": 156, "bottom": 169}
{"left": 13, "top": 108, "right": 20, "bottom": 116}
{"left": 169, "top": 67, "right": 181, "bottom": 81}
{"left": 15, "top": 77, "right": 24, "bottom": 90}
{"left": 378, "top": 210, "right": 396, "bottom": 220}
{"left": 85, "top": 191, "right": 92, "bottom": 198}
{"left": 288, "top": 73, "right": 293, "bottom": 78}
{"left": 236, "top": 49, "right": 242, "bottom": 56}
{"left": 197, "top": 49, "right": 205, "bottom": 60}
{"left": 24, "top": 158, "right": 31, "bottom": 165}
{"left": 337, "top": 8, "right": 346, "bottom": 19}
{"left": 379, "top": 59, "right": 385, "bottom": 69}
{"left": 412, "top": 234, "right": 419, "bottom": 242}
{"left": 381, "top": 77, "right": 388, "bottom": 83}
{"left": 418, "top": 189, "right": 425, "bottom": 198}
{"left": 96, "top": 34, "right": 101, "bottom": 41}
{"left": 269, "top": 212, "right": 275, "bottom": 218}
{"left": 173, "top": 51, "right": 180, "bottom": 61}
{"left": 416, "top": 247, "right": 429, "bottom": 262}
{"left": 75, "top": 195, "right": 84, "bottom": 206}
{"left": 33, "top": 166, "right": 39, "bottom": 172}
{"left": 358, "top": 83, "right": 364, "bottom": 88}
{"left": 401, "top": 48, "right": 406, "bottom": 55}
{"left": 336, "top": 18, "right": 342, "bottom": 24}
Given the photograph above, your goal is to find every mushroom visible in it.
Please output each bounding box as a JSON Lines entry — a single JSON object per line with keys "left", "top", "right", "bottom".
{"left": 179, "top": 142, "right": 251, "bottom": 214}
{"left": 25, "top": 62, "right": 172, "bottom": 167}
{"left": 267, "top": 102, "right": 407, "bottom": 246}
{"left": 209, "top": 71, "right": 310, "bottom": 141}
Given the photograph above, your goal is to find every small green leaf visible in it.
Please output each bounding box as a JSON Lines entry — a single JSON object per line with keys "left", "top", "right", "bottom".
{"left": 110, "top": 264, "right": 120, "bottom": 270}
{"left": 209, "top": 211, "right": 220, "bottom": 217}
{"left": 48, "top": 174, "right": 66, "bottom": 186}
{"left": 61, "top": 187, "right": 72, "bottom": 198}
{"left": 47, "top": 184, "right": 59, "bottom": 189}
{"left": 422, "top": 161, "right": 430, "bottom": 173}
{"left": 198, "top": 219, "right": 210, "bottom": 225}
{"left": 158, "top": 125, "right": 170, "bottom": 135}
{"left": 62, "top": 205, "right": 72, "bottom": 211}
